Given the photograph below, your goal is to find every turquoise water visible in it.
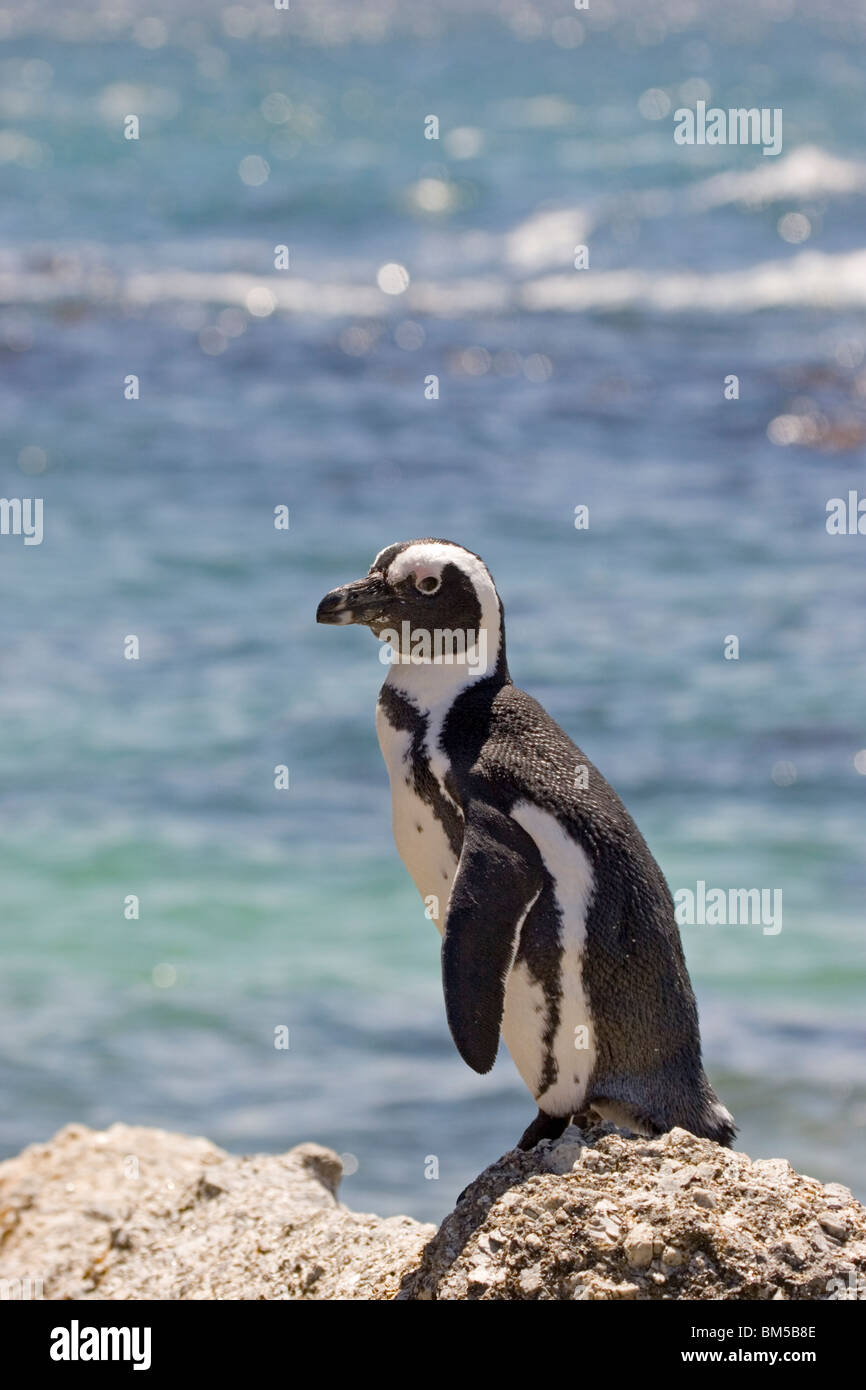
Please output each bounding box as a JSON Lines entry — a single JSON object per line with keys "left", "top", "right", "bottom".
{"left": 0, "top": 0, "right": 864, "bottom": 1221}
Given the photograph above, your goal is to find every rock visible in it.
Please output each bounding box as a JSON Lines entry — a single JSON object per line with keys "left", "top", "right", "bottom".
{"left": 0, "top": 1123, "right": 433, "bottom": 1300}
{"left": 398, "top": 1124, "right": 866, "bottom": 1300}
{"left": 624, "top": 1222, "right": 656, "bottom": 1268}
{"left": 662, "top": 1244, "right": 688, "bottom": 1268}
{"left": 823, "top": 1183, "right": 853, "bottom": 1202}
{"left": 818, "top": 1213, "right": 849, "bottom": 1241}
{"left": 0, "top": 1120, "right": 864, "bottom": 1300}
{"left": 542, "top": 1136, "right": 586, "bottom": 1175}
{"left": 774, "top": 1235, "right": 809, "bottom": 1268}
{"left": 518, "top": 1264, "right": 544, "bottom": 1295}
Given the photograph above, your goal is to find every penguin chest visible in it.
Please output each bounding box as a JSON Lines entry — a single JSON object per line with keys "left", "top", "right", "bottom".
{"left": 376, "top": 701, "right": 463, "bottom": 933}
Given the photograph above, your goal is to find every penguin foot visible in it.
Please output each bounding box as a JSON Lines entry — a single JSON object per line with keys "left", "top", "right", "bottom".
{"left": 516, "top": 1109, "right": 570, "bottom": 1151}
{"left": 586, "top": 1096, "right": 664, "bottom": 1138}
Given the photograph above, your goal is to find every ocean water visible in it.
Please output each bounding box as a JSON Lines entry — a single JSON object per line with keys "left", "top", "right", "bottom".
{"left": 0, "top": 0, "right": 864, "bottom": 1223}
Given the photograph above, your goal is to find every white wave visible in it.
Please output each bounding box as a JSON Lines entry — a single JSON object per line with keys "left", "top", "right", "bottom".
{"left": 690, "top": 144, "right": 866, "bottom": 211}
{"left": 0, "top": 267, "right": 387, "bottom": 317}
{"left": 504, "top": 143, "right": 866, "bottom": 278}
{"left": 519, "top": 249, "right": 866, "bottom": 314}
{"left": 3, "top": 248, "right": 866, "bottom": 319}
{"left": 126, "top": 271, "right": 387, "bottom": 317}
{"left": 504, "top": 204, "right": 595, "bottom": 272}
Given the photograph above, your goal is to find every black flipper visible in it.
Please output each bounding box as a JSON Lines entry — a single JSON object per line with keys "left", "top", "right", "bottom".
{"left": 441, "top": 800, "right": 543, "bottom": 1074}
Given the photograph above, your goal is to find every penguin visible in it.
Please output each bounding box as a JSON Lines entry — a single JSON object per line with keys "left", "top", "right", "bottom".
{"left": 317, "top": 539, "right": 735, "bottom": 1151}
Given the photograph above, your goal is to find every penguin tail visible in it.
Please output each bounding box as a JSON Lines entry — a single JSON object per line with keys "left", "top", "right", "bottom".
{"left": 699, "top": 1098, "right": 737, "bottom": 1148}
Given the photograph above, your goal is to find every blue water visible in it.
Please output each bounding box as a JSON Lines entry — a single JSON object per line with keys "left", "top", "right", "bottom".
{"left": 0, "top": 0, "right": 864, "bottom": 1221}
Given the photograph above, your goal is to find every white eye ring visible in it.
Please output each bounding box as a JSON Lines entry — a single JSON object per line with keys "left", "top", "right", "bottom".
{"left": 416, "top": 574, "right": 441, "bottom": 595}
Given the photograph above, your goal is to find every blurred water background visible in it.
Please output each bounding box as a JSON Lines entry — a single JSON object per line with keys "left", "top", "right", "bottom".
{"left": 0, "top": 0, "right": 864, "bottom": 1221}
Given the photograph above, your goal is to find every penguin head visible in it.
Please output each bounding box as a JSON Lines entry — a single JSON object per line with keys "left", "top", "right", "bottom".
{"left": 317, "top": 539, "right": 505, "bottom": 680}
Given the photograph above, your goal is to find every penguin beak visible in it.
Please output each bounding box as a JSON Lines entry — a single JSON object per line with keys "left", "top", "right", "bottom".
{"left": 316, "top": 574, "right": 390, "bottom": 626}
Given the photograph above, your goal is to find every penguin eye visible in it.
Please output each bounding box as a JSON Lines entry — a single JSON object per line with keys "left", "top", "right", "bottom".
{"left": 416, "top": 574, "right": 441, "bottom": 595}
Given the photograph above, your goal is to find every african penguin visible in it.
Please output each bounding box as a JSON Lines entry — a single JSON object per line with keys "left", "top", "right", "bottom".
{"left": 317, "top": 539, "right": 735, "bottom": 1151}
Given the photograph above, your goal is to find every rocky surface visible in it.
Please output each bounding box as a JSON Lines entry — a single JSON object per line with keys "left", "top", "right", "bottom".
{"left": 1, "top": 1121, "right": 863, "bottom": 1300}
{"left": 0, "top": 1123, "right": 434, "bottom": 1299}
{"left": 399, "top": 1125, "right": 866, "bottom": 1300}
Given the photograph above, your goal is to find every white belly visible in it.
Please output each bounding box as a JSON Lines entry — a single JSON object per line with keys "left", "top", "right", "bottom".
{"left": 376, "top": 705, "right": 459, "bottom": 934}
{"left": 504, "top": 800, "right": 597, "bottom": 1115}
{"left": 500, "top": 938, "right": 547, "bottom": 1098}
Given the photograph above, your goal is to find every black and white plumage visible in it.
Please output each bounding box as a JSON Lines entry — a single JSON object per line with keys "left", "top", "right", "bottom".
{"left": 317, "top": 539, "right": 735, "bottom": 1151}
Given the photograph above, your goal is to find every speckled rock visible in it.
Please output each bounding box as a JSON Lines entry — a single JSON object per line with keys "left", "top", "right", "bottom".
{"left": 1, "top": 1121, "right": 863, "bottom": 1300}
{"left": 0, "top": 1123, "right": 433, "bottom": 1300}
{"left": 397, "top": 1125, "right": 866, "bottom": 1301}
